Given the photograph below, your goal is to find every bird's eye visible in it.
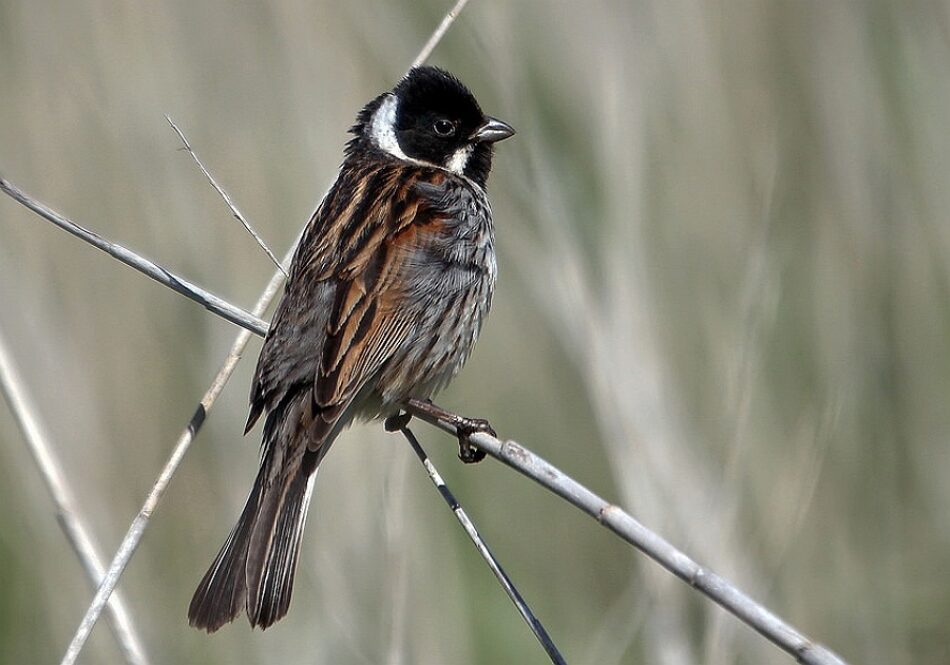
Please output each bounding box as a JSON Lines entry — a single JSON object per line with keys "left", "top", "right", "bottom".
{"left": 433, "top": 119, "right": 456, "bottom": 137}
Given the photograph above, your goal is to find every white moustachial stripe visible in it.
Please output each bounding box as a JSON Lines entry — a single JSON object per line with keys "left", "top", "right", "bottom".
{"left": 370, "top": 94, "right": 411, "bottom": 161}
{"left": 370, "top": 94, "right": 473, "bottom": 176}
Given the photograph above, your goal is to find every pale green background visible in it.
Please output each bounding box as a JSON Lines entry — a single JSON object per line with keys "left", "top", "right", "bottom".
{"left": 1, "top": 1, "right": 948, "bottom": 663}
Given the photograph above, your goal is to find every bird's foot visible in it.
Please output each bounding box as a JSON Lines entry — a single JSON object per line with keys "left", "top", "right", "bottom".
{"left": 384, "top": 411, "right": 412, "bottom": 432}
{"left": 402, "top": 399, "right": 495, "bottom": 463}
{"left": 455, "top": 417, "right": 495, "bottom": 464}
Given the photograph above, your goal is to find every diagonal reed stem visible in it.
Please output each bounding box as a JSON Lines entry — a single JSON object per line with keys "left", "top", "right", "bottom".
{"left": 56, "top": 247, "right": 289, "bottom": 665}
{"left": 403, "top": 400, "right": 848, "bottom": 665}
{"left": 0, "top": 328, "right": 149, "bottom": 665}
{"left": 164, "top": 115, "right": 288, "bottom": 278}
{"left": 396, "top": 423, "right": 566, "bottom": 665}
{"left": 412, "top": 0, "right": 470, "bottom": 68}
{"left": 0, "top": 176, "right": 268, "bottom": 338}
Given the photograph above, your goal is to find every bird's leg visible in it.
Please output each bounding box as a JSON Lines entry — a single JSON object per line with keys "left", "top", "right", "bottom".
{"left": 384, "top": 411, "right": 412, "bottom": 432}
{"left": 405, "top": 398, "right": 495, "bottom": 464}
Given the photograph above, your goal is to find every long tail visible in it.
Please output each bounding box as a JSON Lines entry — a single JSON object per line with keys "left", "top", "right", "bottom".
{"left": 188, "top": 398, "right": 324, "bottom": 632}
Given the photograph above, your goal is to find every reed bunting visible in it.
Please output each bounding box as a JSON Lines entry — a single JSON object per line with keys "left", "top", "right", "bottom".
{"left": 188, "top": 66, "right": 514, "bottom": 631}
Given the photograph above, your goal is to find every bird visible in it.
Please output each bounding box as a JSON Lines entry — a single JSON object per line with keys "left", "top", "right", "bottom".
{"left": 188, "top": 66, "right": 515, "bottom": 632}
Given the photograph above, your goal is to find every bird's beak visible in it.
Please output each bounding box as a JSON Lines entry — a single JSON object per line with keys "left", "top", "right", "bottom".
{"left": 472, "top": 116, "right": 516, "bottom": 143}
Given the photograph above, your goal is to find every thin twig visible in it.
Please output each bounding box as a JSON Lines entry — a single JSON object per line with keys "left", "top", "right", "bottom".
{"left": 395, "top": 423, "right": 566, "bottom": 665}
{"left": 412, "top": 0, "right": 470, "bottom": 68}
{"left": 49, "top": 5, "right": 474, "bottom": 664}
{"left": 2, "top": 172, "right": 850, "bottom": 664}
{"left": 0, "top": 328, "right": 149, "bottom": 665}
{"left": 403, "top": 399, "right": 848, "bottom": 665}
{"left": 164, "top": 115, "right": 288, "bottom": 277}
{"left": 0, "top": 175, "right": 269, "bottom": 338}
{"left": 58, "top": 248, "right": 291, "bottom": 665}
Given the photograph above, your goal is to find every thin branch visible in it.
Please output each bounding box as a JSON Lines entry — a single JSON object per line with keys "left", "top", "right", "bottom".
{"left": 412, "top": 0, "right": 471, "bottom": 68}
{"left": 0, "top": 176, "right": 268, "bottom": 339}
{"left": 58, "top": 249, "right": 290, "bottom": 665}
{"left": 2, "top": 170, "right": 851, "bottom": 665}
{"left": 394, "top": 422, "right": 566, "bottom": 665}
{"left": 164, "top": 115, "right": 288, "bottom": 277}
{"left": 0, "top": 328, "right": 149, "bottom": 665}
{"left": 403, "top": 399, "right": 848, "bottom": 665}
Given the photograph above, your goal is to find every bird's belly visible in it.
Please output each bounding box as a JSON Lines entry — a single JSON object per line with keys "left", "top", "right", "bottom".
{"left": 374, "top": 259, "right": 495, "bottom": 410}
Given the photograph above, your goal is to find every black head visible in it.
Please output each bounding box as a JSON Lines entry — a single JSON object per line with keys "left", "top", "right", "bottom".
{"left": 351, "top": 66, "right": 514, "bottom": 187}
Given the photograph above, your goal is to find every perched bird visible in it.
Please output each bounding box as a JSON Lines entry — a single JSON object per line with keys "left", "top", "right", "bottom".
{"left": 188, "top": 66, "right": 514, "bottom": 632}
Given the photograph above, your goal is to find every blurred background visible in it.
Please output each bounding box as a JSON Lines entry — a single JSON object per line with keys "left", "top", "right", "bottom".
{"left": 1, "top": 1, "right": 949, "bottom": 663}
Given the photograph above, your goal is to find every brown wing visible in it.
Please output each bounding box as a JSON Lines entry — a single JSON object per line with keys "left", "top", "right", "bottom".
{"left": 247, "top": 161, "right": 451, "bottom": 443}
{"left": 307, "top": 170, "right": 461, "bottom": 445}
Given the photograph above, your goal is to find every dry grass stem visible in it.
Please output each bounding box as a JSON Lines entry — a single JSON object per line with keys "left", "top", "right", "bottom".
{"left": 0, "top": 328, "right": 149, "bottom": 665}
{"left": 0, "top": 176, "right": 269, "bottom": 338}
{"left": 395, "top": 423, "right": 566, "bottom": 664}
{"left": 403, "top": 400, "right": 849, "bottom": 665}
{"left": 411, "top": 0, "right": 470, "bottom": 68}
{"left": 164, "top": 115, "right": 288, "bottom": 277}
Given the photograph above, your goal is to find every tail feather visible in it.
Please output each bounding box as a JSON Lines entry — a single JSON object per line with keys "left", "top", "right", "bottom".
{"left": 247, "top": 468, "right": 317, "bottom": 628}
{"left": 188, "top": 394, "right": 325, "bottom": 632}
{"left": 188, "top": 467, "right": 265, "bottom": 631}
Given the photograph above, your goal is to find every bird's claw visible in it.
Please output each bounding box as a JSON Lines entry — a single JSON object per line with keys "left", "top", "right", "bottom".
{"left": 455, "top": 417, "right": 495, "bottom": 464}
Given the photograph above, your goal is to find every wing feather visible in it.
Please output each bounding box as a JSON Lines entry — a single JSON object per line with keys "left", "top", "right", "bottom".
{"left": 247, "top": 159, "right": 451, "bottom": 442}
